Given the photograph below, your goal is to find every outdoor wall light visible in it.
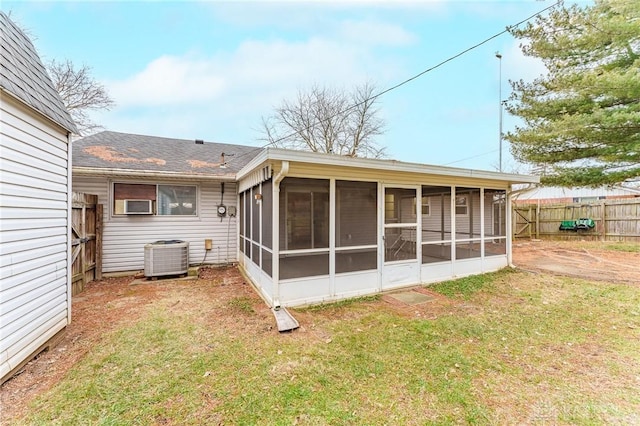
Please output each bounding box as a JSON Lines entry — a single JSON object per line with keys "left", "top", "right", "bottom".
{"left": 254, "top": 193, "right": 263, "bottom": 201}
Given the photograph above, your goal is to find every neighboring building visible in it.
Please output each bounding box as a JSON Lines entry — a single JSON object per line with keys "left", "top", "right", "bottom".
{"left": 72, "top": 131, "right": 260, "bottom": 273}
{"left": 1, "top": 12, "right": 78, "bottom": 383}
{"left": 515, "top": 185, "right": 640, "bottom": 205}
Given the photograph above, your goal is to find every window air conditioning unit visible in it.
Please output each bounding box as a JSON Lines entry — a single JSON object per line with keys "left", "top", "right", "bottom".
{"left": 144, "top": 240, "right": 189, "bottom": 277}
{"left": 124, "top": 199, "right": 153, "bottom": 214}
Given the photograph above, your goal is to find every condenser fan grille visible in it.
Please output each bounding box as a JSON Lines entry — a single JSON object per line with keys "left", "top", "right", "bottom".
{"left": 144, "top": 241, "right": 189, "bottom": 277}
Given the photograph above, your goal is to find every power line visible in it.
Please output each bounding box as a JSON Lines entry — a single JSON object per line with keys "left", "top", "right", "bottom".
{"left": 226, "top": 0, "right": 562, "bottom": 169}
{"left": 443, "top": 148, "right": 500, "bottom": 167}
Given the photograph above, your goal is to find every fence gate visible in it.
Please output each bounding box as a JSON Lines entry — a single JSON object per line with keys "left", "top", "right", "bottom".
{"left": 71, "top": 192, "right": 102, "bottom": 295}
{"left": 513, "top": 204, "right": 536, "bottom": 239}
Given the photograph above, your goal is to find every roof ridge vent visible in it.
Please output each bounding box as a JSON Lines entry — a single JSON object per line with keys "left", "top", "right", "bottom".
{"left": 195, "top": 139, "right": 204, "bottom": 144}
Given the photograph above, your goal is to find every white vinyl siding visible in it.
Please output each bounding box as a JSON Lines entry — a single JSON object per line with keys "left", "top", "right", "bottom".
{"left": 72, "top": 176, "right": 238, "bottom": 273}
{"left": 421, "top": 192, "right": 483, "bottom": 239}
{"left": 0, "top": 97, "right": 70, "bottom": 381}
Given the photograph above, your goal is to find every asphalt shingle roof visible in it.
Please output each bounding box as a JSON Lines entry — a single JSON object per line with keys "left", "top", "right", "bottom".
{"left": 0, "top": 12, "right": 77, "bottom": 134}
{"left": 73, "top": 131, "right": 263, "bottom": 176}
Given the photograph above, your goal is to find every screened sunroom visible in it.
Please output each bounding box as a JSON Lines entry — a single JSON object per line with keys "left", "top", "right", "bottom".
{"left": 237, "top": 149, "right": 538, "bottom": 308}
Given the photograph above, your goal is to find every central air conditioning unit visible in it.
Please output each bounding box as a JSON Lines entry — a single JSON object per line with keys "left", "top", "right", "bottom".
{"left": 144, "top": 240, "right": 189, "bottom": 277}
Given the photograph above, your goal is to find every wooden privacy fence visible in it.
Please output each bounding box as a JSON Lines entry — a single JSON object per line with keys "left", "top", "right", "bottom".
{"left": 71, "top": 192, "right": 103, "bottom": 295}
{"left": 513, "top": 198, "right": 640, "bottom": 242}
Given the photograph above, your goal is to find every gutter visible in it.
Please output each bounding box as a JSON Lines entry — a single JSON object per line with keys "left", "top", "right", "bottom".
{"left": 73, "top": 167, "right": 238, "bottom": 181}
{"left": 271, "top": 160, "right": 289, "bottom": 309}
{"left": 273, "top": 160, "right": 290, "bottom": 186}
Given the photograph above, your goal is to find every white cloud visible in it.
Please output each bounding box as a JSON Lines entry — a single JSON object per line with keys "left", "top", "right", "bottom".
{"left": 504, "top": 39, "right": 547, "bottom": 84}
{"left": 99, "top": 18, "right": 412, "bottom": 143}
{"left": 109, "top": 55, "right": 226, "bottom": 107}
{"left": 106, "top": 24, "right": 410, "bottom": 112}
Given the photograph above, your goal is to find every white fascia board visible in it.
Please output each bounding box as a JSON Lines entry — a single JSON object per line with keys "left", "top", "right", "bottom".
{"left": 73, "top": 167, "right": 237, "bottom": 181}
{"left": 237, "top": 148, "right": 540, "bottom": 185}
{"left": 236, "top": 149, "right": 270, "bottom": 179}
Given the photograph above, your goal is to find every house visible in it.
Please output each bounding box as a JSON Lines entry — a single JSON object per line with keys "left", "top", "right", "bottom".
{"left": 72, "top": 130, "right": 538, "bottom": 308}
{"left": 71, "top": 131, "right": 260, "bottom": 273}
{"left": 1, "top": 12, "right": 78, "bottom": 383}
{"left": 515, "top": 185, "right": 640, "bottom": 205}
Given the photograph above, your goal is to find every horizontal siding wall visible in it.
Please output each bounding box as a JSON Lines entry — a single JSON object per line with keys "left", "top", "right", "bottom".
{"left": 0, "top": 98, "right": 70, "bottom": 381}
{"left": 72, "top": 176, "right": 238, "bottom": 273}
{"left": 422, "top": 193, "right": 497, "bottom": 237}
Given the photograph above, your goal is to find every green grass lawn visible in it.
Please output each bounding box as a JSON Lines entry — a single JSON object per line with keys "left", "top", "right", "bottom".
{"left": 20, "top": 269, "right": 640, "bottom": 425}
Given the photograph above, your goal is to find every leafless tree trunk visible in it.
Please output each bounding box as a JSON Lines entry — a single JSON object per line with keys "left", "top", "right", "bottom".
{"left": 47, "top": 59, "right": 115, "bottom": 136}
{"left": 260, "top": 82, "right": 385, "bottom": 158}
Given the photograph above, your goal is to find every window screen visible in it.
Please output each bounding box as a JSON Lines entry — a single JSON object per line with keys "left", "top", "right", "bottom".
{"left": 336, "top": 181, "right": 377, "bottom": 247}
{"left": 251, "top": 186, "right": 260, "bottom": 244}
{"left": 239, "top": 192, "right": 245, "bottom": 237}
{"left": 279, "top": 178, "right": 329, "bottom": 250}
{"left": 421, "top": 186, "right": 452, "bottom": 243}
{"left": 262, "top": 179, "right": 273, "bottom": 249}
{"left": 384, "top": 188, "right": 416, "bottom": 224}
{"left": 455, "top": 188, "right": 480, "bottom": 239}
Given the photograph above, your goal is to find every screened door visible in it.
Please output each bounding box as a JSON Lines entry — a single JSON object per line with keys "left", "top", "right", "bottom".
{"left": 382, "top": 186, "right": 420, "bottom": 289}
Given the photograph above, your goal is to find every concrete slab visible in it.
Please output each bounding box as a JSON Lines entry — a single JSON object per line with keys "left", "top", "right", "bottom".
{"left": 388, "top": 291, "right": 434, "bottom": 305}
{"left": 130, "top": 275, "right": 198, "bottom": 285}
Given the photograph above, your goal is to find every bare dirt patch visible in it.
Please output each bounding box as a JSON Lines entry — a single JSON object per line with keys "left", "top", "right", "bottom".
{"left": 512, "top": 240, "right": 640, "bottom": 284}
{"left": 0, "top": 267, "right": 268, "bottom": 423}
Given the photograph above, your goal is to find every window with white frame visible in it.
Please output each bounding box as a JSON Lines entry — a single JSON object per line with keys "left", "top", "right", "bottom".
{"left": 455, "top": 195, "right": 468, "bottom": 216}
{"left": 113, "top": 183, "right": 197, "bottom": 216}
{"left": 421, "top": 196, "right": 431, "bottom": 216}
{"left": 158, "top": 185, "right": 196, "bottom": 215}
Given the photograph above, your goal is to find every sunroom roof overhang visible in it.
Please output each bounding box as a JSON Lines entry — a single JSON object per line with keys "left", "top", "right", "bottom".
{"left": 237, "top": 148, "right": 540, "bottom": 188}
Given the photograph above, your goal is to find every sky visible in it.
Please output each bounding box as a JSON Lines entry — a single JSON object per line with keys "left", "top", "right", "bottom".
{"left": 3, "top": 0, "right": 578, "bottom": 173}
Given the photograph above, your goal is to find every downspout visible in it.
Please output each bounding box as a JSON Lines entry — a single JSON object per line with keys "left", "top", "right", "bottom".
{"left": 506, "top": 183, "right": 537, "bottom": 267}
{"left": 271, "top": 160, "right": 289, "bottom": 309}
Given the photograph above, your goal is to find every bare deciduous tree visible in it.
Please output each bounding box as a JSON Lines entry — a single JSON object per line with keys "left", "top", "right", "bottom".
{"left": 260, "top": 82, "right": 385, "bottom": 158}
{"left": 47, "top": 59, "right": 115, "bottom": 136}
